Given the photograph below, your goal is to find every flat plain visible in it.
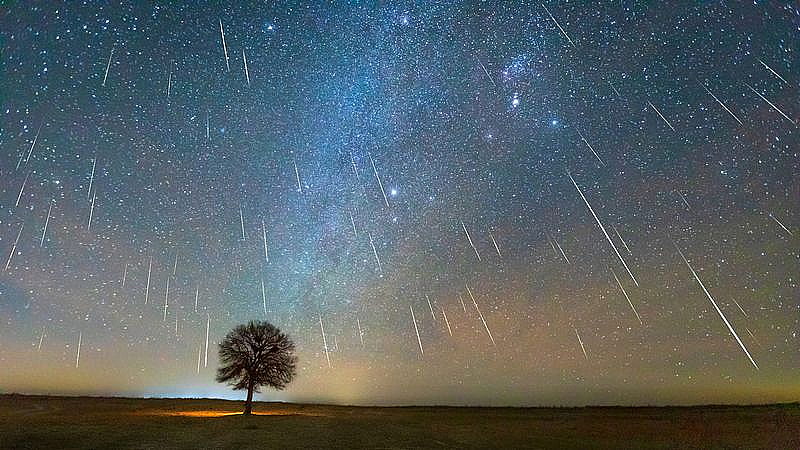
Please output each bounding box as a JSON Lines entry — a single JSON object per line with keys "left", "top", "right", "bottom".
{"left": 0, "top": 395, "right": 797, "bottom": 449}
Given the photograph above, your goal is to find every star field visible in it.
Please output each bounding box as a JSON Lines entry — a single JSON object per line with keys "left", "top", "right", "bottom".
{"left": 0, "top": 1, "right": 798, "bottom": 406}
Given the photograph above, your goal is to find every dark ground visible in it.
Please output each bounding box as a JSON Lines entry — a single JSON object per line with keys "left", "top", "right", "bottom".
{"left": 0, "top": 394, "right": 797, "bottom": 449}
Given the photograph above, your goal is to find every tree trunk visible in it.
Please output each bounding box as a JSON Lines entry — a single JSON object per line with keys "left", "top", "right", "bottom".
{"left": 244, "top": 382, "right": 254, "bottom": 415}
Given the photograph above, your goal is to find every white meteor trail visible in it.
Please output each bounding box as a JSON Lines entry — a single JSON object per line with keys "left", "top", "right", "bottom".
{"left": 466, "top": 284, "right": 495, "bottom": 345}
{"left": 461, "top": 220, "right": 482, "bottom": 261}
{"left": 368, "top": 232, "right": 383, "bottom": 274}
{"left": 319, "top": 315, "right": 331, "bottom": 368}
{"left": 194, "top": 284, "right": 199, "bottom": 313}
{"left": 458, "top": 294, "right": 467, "bottom": 313}
{"left": 607, "top": 80, "right": 621, "bottom": 98}
{"left": 674, "top": 242, "right": 758, "bottom": 370}
{"left": 163, "top": 278, "right": 170, "bottom": 321}
{"left": 122, "top": 263, "right": 128, "bottom": 288}
{"left": 756, "top": 57, "right": 788, "bottom": 84}
{"left": 610, "top": 268, "right": 642, "bottom": 324}
{"left": 5, "top": 224, "right": 23, "bottom": 271}
{"left": 768, "top": 212, "right": 794, "bottom": 237}
{"left": 701, "top": 84, "right": 743, "bottom": 126}
{"left": 441, "top": 306, "right": 453, "bottom": 336}
{"left": 349, "top": 211, "right": 357, "bottom": 237}
{"left": 145, "top": 257, "right": 152, "bottom": 304}
{"left": 197, "top": 347, "right": 202, "bottom": 374}
{"left": 262, "top": 219, "right": 269, "bottom": 263}
{"left": 541, "top": 3, "right": 576, "bottom": 48}
{"left": 239, "top": 206, "right": 246, "bottom": 240}
{"left": 732, "top": 298, "right": 748, "bottom": 318}
{"left": 611, "top": 224, "right": 632, "bottom": 255}
{"left": 647, "top": 101, "right": 676, "bottom": 132}
{"left": 102, "top": 48, "right": 113, "bottom": 87}
{"left": 173, "top": 250, "right": 178, "bottom": 276}
{"left": 261, "top": 278, "right": 267, "bottom": 318}
{"left": 569, "top": 173, "right": 639, "bottom": 286}
{"left": 40, "top": 200, "right": 53, "bottom": 247}
{"left": 369, "top": 154, "right": 390, "bottom": 208}
{"left": 15, "top": 172, "right": 30, "bottom": 207}
{"left": 293, "top": 159, "right": 302, "bottom": 192}
{"left": 475, "top": 56, "right": 497, "bottom": 89}
{"left": 206, "top": 111, "right": 210, "bottom": 141}
{"left": 426, "top": 295, "right": 436, "bottom": 321}
{"left": 357, "top": 317, "right": 364, "bottom": 347}
{"left": 677, "top": 190, "right": 691, "bottom": 210}
{"left": 574, "top": 328, "right": 587, "bottom": 360}
{"left": 242, "top": 49, "right": 250, "bottom": 86}
{"left": 554, "top": 238, "right": 570, "bottom": 264}
{"left": 746, "top": 84, "right": 796, "bottom": 126}
{"left": 204, "top": 314, "right": 210, "bottom": 367}
{"left": 37, "top": 326, "right": 45, "bottom": 352}
{"left": 87, "top": 158, "right": 96, "bottom": 199}
{"left": 489, "top": 231, "right": 502, "bottom": 257}
{"left": 576, "top": 129, "right": 605, "bottom": 165}
{"left": 410, "top": 304, "right": 424, "bottom": 355}
{"left": 166, "top": 71, "right": 172, "bottom": 99}
{"left": 25, "top": 124, "right": 42, "bottom": 165}
{"left": 219, "top": 19, "right": 230, "bottom": 72}
{"left": 75, "top": 332, "right": 82, "bottom": 368}
{"left": 87, "top": 192, "right": 96, "bottom": 231}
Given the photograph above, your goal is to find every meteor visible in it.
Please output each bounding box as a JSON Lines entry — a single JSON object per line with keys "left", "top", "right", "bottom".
{"left": 262, "top": 219, "right": 270, "bottom": 263}
{"left": 541, "top": 3, "right": 576, "bottom": 48}
{"left": 5, "top": 224, "right": 24, "bottom": 271}
{"left": 574, "top": 328, "right": 587, "bottom": 360}
{"left": 647, "top": 101, "right": 676, "bottom": 132}
{"left": 610, "top": 268, "right": 642, "bottom": 325}
{"left": 369, "top": 153, "right": 390, "bottom": 208}
{"left": 40, "top": 200, "right": 53, "bottom": 247}
{"left": 410, "top": 304, "right": 424, "bottom": 355}
{"left": 768, "top": 212, "right": 793, "bottom": 237}
{"left": 75, "top": 332, "right": 82, "bottom": 368}
{"left": 756, "top": 57, "right": 788, "bottom": 84}
{"left": 426, "top": 295, "right": 436, "bottom": 321}
{"left": 568, "top": 173, "right": 639, "bottom": 286}
{"left": 219, "top": 19, "right": 230, "bottom": 71}
{"left": 441, "top": 306, "right": 453, "bottom": 336}
{"left": 368, "top": 232, "right": 383, "bottom": 274}
{"left": 145, "top": 256, "right": 152, "bottom": 305}
{"left": 674, "top": 242, "right": 758, "bottom": 370}
{"left": 576, "top": 129, "right": 605, "bottom": 165}
{"left": 204, "top": 314, "right": 210, "bottom": 367}
{"left": 746, "top": 84, "right": 796, "bottom": 126}
{"left": 489, "top": 231, "right": 502, "bottom": 257}
{"left": 15, "top": 172, "right": 30, "bottom": 207}
{"left": 242, "top": 49, "right": 250, "bottom": 86}
{"left": 102, "top": 48, "right": 113, "bottom": 86}
{"left": 701, "top": 84, "right": 743, "bottom": 126}
{"left": 461, "top": 220, "right": 482, "bottom": 261}
{"left": 319, "top": 315, "right": 331, "bottom": 368}
{"left": 466, "top": 284, "right": 495, "bottom": 345}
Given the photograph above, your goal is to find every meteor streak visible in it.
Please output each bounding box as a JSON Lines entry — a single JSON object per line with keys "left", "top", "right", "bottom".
{"left": 5, "top": 224, "right": 23, "bottom": 271}
{"left": 647, "top": 101, "right": 676, "bottom": 132}
{"left": 674, "top": 242, "right": 758, "bottom": 370}
{"left": 574, "top": 328, "right": 587, "bottom": 360}
{"left": 441, "top": 306, "right": 452, "bottom": 336}
{"left": 76, "top": 332, "right": 82, "bottom": 368}
{"left": 610, "top": 268, "right": 642, "bottom": 324}
{"left": 369, "top": 153, "right": 390, "bottom": 208}
{"left": 145, "top": 257, "right": 152, "bottom": 305}
{"left": 568, "top": 173, "right": 639, "bottom": 286}
{"left": 466, "top": 284, "right": 495, "bottom": 345}
{"left": 489, "top": 231, "right": 502, "bottom": 257}
{"left": 102, "top": 48, "right": 113, "bottom": 87}
{"left": 576, "top": 129, "right": 605, "bottom": 165}
{"left": 410, "top": 304, "right": 424, "bottom": 355}
{"left": 368, "top": 232, "right": 382, "bottom": 274}
{"left": 768, "top": 212, "right": 793, "bottom": 237}
{"left": 219, "top": 19, "right": 230, "bottom": 71}
{"left": 701, "top": 84, "right": 743, "bottom": 126}
{"left": 756, "top": 57, "right": 788, "bottom": 84}
{"left": 40, "top": 200, "right": 52, "bottom": 247}
{"left": 461, "top": 220, "right": 482, "bottom": 261}
{"left": 319, "top": 315, "right": 331, "bottom": 368}
{"left": 541, "top": 3, "right": 576, "bottom": 48}
{"left": 746, "top": 84, "right": 796, "bottom": 126}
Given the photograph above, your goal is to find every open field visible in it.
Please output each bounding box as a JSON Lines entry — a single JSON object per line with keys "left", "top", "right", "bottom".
{"left": 0, "top": 395, "right": 798, "bottom": 449}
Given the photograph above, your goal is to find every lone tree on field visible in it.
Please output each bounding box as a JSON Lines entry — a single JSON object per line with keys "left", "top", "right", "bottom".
{"left": 216, "top": 320, "right": 297, "bottom": 415}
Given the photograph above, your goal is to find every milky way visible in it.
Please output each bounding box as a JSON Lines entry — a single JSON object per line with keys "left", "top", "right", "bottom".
{"left": 0, "top": 2, "right": 797, "bottom": 406}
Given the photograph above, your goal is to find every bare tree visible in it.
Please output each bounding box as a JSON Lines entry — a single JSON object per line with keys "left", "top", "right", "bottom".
{"left": 216, "top": 321, "right": 297, "bottom": 415}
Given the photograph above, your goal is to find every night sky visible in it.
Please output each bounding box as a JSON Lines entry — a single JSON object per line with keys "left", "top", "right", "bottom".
{"left": 0, "top": 1, "right": 798, "bottom": 406}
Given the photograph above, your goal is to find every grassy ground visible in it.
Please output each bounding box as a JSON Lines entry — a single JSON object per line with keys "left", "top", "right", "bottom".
{"left": 0, "top": 395, "right": 797, "bottom": 449}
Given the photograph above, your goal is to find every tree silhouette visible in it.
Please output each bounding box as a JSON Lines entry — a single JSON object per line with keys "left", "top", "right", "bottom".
{"left": 216, "top": 321, "right": 297, "bottom": 415}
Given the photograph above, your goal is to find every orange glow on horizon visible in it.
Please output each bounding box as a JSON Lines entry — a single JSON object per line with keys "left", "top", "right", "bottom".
{"left": 143, "top": 410, "right": 326, "bottom": 418}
